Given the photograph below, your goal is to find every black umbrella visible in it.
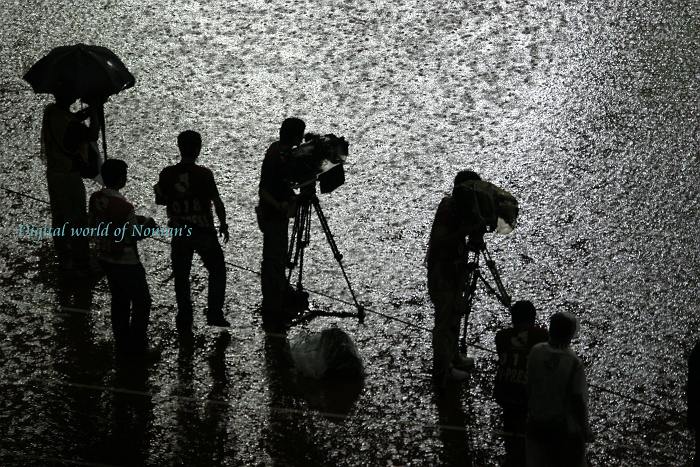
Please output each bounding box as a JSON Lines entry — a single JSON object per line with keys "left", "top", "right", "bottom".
{"left": 23, "top": 43, "right": 135, "bottom": 99}
{"left": 23, "top": 43, "right": 136, "bottom": 159}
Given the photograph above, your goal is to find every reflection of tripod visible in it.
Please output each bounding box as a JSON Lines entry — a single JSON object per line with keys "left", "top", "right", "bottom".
{"left": 459, "top": 238, "right": 512, "bottom": 353}
{"left": 286, "top": 185, "right": 365, "bottom": 326}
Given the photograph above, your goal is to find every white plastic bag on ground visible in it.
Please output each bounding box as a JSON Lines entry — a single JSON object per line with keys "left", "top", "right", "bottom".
{"left": 290, "top": 327, "right": 363, "bottom": 379}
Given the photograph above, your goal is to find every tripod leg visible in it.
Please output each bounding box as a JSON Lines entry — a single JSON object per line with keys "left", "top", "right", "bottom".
{"left": 287, "top": 204, "right": 301, "bottom": 266}
{"left": 482, "top": 247, "right": 512, "bottom": 307}
{"left": 296, "top": 202, "right": 312, "bottom": 290}
{"left": 311, "top": 197, "right": 365, "bottom": 321}
{"left": 287, "top": 202, "right": 308, "bottom": 284}
{"left": 459, "top": 266, "right": 478, "bottom": 354}
{"left": 311, "top": 196, "right": 342, "bottom": 261}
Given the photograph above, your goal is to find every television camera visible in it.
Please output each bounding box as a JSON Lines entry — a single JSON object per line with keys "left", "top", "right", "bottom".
{"left": 285, "top": 133, "right": 348, "bottom": 193}
{"left": 282, "top": 132, "right": 365, "bottom": 327}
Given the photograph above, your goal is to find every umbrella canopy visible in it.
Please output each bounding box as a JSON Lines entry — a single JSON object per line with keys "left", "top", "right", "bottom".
{"left": 23, "top": 43, "right": 135, "bottom": 100}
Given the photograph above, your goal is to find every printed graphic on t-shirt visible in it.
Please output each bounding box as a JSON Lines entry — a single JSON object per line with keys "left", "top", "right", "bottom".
{"left": 160, "top": 166, "right": 216, "bottom": 229}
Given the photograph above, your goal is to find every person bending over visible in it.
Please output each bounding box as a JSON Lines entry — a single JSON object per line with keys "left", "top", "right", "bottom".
{"left": 426, "top": 170, "right": 495, "bottom": 385}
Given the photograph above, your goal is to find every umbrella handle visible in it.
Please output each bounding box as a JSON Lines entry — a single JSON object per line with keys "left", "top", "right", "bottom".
{"left": 99, "top": 106, "right": 108, "bottom": 159}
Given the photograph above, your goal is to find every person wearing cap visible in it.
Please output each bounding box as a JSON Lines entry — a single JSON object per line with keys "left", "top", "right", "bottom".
{"left": 494, "top": 300, "right": 549, "bottom": 466}
{"left": 526, "top": 312, "right": 592, "bottom": 466}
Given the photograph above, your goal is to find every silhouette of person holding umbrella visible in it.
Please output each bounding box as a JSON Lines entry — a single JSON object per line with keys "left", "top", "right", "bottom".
{"left": 40, "top": 88, "right": 102, "bottom": 270}
{"left": 25, "top": 43, "right": 135, "bottom": 271}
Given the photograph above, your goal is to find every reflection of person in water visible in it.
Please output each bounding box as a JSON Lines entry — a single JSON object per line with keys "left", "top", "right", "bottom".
{"left": 688, "top": 341, "right": 700, "bottom": 465}
{"left": 434, "top": 384, "right": 473, "bottom": 466}
{"left": 41, "top": 89, "right": 101, "bottom": 270}
{"left": 262, "top": 333, "right": 326, "bottom": 465}
{"left": 47, "top": 272, "right": 105, "bottom": 464}
{"left": 109, "top": 359, "right": 153, "bottom": 465}
{"left": 172, "top": 332, "right": 232, "bottom": 465}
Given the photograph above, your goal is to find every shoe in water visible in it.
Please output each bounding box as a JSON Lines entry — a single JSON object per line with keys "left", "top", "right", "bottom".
{"left": 453, "top": 353, "right": 475, "bottom": 370}
{"left": 207, "top": 317, "right": 230, "bottom": 327}
{"left": 448, "top": 366, "right": 470, "bottom": 382}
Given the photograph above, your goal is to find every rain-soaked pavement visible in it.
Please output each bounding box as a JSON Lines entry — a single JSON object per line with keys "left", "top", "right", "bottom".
{"left": 1, "top": 0, "right": 699, "bottom": 465}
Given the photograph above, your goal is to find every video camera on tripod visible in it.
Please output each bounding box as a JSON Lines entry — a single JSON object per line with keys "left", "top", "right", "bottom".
{"left": 453, "top": 179, "right": 519, "bottom": 236}
{"left": 281, "top": 131, "right": 365, "bottom": 327}
{"left": 285, "top": 133, "right": 349, "bottom": 194}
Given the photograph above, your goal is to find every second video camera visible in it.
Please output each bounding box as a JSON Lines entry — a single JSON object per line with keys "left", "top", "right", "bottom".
{"left": 286, "top": 133, "right": 349, "bottom": 193}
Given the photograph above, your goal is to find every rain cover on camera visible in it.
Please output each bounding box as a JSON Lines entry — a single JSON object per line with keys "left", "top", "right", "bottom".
{"left": 290, "top": 327, "right": 363, "bottom": 379}
{"left": 286, "top": 134, "right": 348, "bottom": 188}
{"left": 455, "top": 180, "right": 519, "bottom": 234}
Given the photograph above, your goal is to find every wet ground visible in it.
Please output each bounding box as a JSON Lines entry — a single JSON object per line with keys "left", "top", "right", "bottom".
{"left": 1, "top": 0, "right": 699, "bottom": 465}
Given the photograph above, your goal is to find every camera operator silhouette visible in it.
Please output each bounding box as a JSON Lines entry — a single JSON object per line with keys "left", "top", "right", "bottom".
{"left": 41, "top": 86, "right": 103, "bottom": 272}
{"left": 256, "top": 117, "right": 305, "bottom": 331}
{"left": 154, "top": 130, "right": 230, "bottom": 333}
{"left": 426, "top": 170, "right": 497, "bottom": 386}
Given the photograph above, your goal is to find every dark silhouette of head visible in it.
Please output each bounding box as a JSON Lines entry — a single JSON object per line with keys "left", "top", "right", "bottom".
{"left": 280, "top": 118, "right": 306, "bottom": 146}
{"left": 53, "top": 88, "right": 77, "bottom": 109}
{"left": 451, "top": 170, "right": 482, "bottom": 214}
{"left": 178, "top": 130, "right": 202, "bottom": 161}
{"left": 101, "top": 159, "right": 128, "bottom": 190}
{"left": 454, "top": 170, "right": 481, "bottom": 186}
{"left": 548, "top": 312, "right": 578, "bottom": 348}
{"left": 510, "top": 300, "right": 536, "bottom": 328}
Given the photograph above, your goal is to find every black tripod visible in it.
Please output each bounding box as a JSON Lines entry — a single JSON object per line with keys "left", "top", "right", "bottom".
{"left": 286, "top": 185, "right": 365, "bottom": 326}
{"left": 459, "top": 238, "right": 512, "bottom": 353}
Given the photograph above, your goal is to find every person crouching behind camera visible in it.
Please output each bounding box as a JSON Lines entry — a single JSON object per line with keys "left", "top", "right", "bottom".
{"left": 426, "top": 170, "right": 495, "bottom": 385}
{"left": 256, "top": 117, "right": 304, "bottom": 331}
{"left": 89, "top": 159, "right": 156, "bottom": 357}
